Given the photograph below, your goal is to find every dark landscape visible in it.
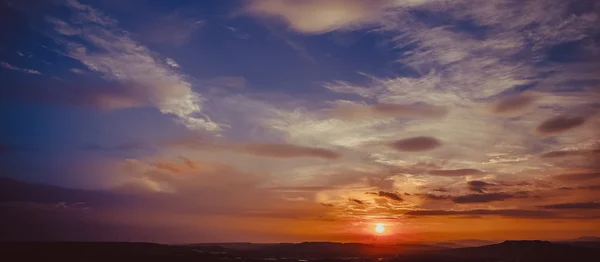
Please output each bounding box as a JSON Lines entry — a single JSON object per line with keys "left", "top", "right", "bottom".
{"left": 2, "top": 239, "right": 599, "bottom": 262}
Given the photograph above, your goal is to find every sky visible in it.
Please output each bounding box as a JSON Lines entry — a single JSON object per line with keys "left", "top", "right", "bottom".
{"left": 0, "top": 0, "right": 599, "bottom": 243}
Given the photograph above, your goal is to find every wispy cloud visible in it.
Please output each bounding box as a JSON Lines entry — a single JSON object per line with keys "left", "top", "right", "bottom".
{"left": 245, "top": 0, "right": 390, "bottom": 34}
{"left": 428, "top": 169, "right": 484, "bottom": 177}
{"left": 165, "top": 58, "right": 180, "bottom": 68}
{"left": 0, "top": 61, "right": 41, "bottom": 75}
{"left": 46, "top": 0, "right": 220, "bottom": 131}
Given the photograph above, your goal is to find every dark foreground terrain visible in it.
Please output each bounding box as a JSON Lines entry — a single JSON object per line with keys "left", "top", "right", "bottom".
{"left": 1, "top": 240, "right": 598, "bottom": 262}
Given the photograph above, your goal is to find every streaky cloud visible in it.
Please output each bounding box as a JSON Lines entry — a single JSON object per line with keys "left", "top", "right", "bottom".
{"left": 536, "top": 116, "right": 586, "bottom": 135}
{"left": 452, "top": 193, "right": 514, "bottom": 203}
{"left": 540, "top": 202, "right": 600, "bottom": 209}
{"left": 428, "top": 169, "right": 484, "bottom": 177}
{"left": 390, "top": 136, "right": 442, "bottom": 152}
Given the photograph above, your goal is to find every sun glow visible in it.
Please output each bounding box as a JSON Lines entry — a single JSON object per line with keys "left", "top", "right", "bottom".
{"left": 374, "top": 223, "right": 385, "bottom": 234}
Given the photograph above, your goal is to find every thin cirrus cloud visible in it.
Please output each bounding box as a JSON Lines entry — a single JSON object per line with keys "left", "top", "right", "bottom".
{"left": 541, "top": 149, "right": 600, "bottom": 158}
{"left": 389, "top": 136, "right": 442, "bottom": 152}
{"left": 553, "top": 172, "right": 600, "bottom": 181}
{"left": 238, "top": 142, "right": 341, "bottom": 160}
{"left": 428, "top": 169, "right": 484, "bottom": 177}
{"left": 45, "top": 0, "right": 220, "bottom": 132}
{"left": 0, "top": 61, "right": 41, "bottom": 75}
{"left": 137, "top": 11, "right": 204, "bottom": 46}
{"left": 404, "top": 209, "right": 556, "bottom": 219}
{"left": 326, "top": 101, "right": 447, "bottom": 120}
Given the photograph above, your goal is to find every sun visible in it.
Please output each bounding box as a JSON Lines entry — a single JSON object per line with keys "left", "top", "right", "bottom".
{"left": 374, "top": 223, "right": 385, "bottom": 234}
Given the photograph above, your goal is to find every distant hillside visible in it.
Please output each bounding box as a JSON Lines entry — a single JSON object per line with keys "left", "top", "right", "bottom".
{"left": 192, "top": 242, "right": 444, "bottom": 258}
{"left": 2, "top": 240, "right": 599, "bottom": 262}
{"left": 440, "top": 240, "right": 600, "bottom": 262}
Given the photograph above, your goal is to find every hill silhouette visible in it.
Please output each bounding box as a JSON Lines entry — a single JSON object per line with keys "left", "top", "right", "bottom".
{"left": 2, "top": 240, "right": 598, "bottom": 262}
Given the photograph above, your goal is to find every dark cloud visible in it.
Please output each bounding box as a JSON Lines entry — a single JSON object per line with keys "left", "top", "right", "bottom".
{"left": 348, "top": 198, "right": 364, "bottom": 204}
{"left": 540, "top": 202, "right": 600, "bottom": 209}
{"left": 553, "top": 172, "right": 600, "bottom": 181}
{"left": 240, "top": 142, "right": 341, "bottom": 159}
{"left": 405, "top": 209, "right": 555, "bottom": 218}
{"left": 557, "top": 185, "right": 600, "bottom": 191}
{"left": 497, "top": 181, "right": 531, "bottom": 186}
{"left": 418, "top": 193, "right": 450, "bottom": 201}
{"left": 366, "top": 191, "right": 403, "bottom": 202}
{"left": 168, "top": 137, "right": 341, "bottom": 160}
{"left": 467, "top": 180, "right": 494, "bottom": 193}
{"left": 428, "top": 168, "right": 484, "bottom": 177}
{"left": 390, "top": 136, "right": 442, "bottom": 152}
{"left": 541, "top": 149, "right": 600, "bottom": 158}
{"left": 452, "top": 193, "right": 514, "bottom": 203}
{"left": 535, "top": 116, "right": 586, "bottom": 135}
{"left": 492, "top": 93, "right": 537, "bottom": 115}
{"left": 320, "top": 203, "right": 334, "bottom": 207}
{"left": 328, "top": 102, "right": 447, "bottom": 120}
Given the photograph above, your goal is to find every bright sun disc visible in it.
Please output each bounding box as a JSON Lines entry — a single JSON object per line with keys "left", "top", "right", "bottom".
{"left": 375, "top": 223, "right": 385, "bottom": 233}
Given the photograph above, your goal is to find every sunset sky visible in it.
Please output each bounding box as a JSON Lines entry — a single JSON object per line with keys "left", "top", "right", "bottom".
{"left": 1, "top": 0, "right": 599, "bottom": 243}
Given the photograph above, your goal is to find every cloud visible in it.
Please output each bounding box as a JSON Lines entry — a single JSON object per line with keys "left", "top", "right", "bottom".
{"left": 238, "top": 142, "right": 341, "bottom": 159}
{"left": 0, "top": 61, "right": 41, "bottom": 75}
{"left": 326, "top": 101, "right": 447, "bottom": 120}
{"left": 69, "top": 68, "right": 85, "bottom": 74}
{"left": 245, "top": 0, "right": 390, "bottom": 34}
{"left": 165, "top": 58, "right": 180, "bottom": 68}
{"left": 417, "top": 193, "right": 450, "bottom": 201}
{"left": 467, "top": 180, "right": 494, "bottom": 193}
{"left": 452, "top": 193, "right": 515, "bottom": 203}
{"left": 348, "top": 198, "right": 364, "bottom": 205}
{"left": 366, "top": 191, "right": 403, "bottom": 202}
{"left": 535, "top": 116, "right": 586, "bottom": 135}
{"left": 167, "top": 136, "right": 341, "bottom": 160}
{"left": 428, "top": 169, "right": 484, "bottom": 177}
{"left": 389, "top": 136, "right": 442, "bottom": 152}
{"left": 491, "top": 93, "right": 537, "bottom": 115}
{"left": 553, "top": 172, "right": 600, "bottom": 181}
{"left": 540, "top": 202, "right": 600, "bottom": 209}
{"left": 47, "top": 0, "right": 220, "bottom": 131}
{"left": 267, "top": 186, "right": 333, "bottom": 192}
{"left": 541, "top": 149, "right": 600, "bottom": 158}
{"left": 404, "top": 209, "right": 556, "bottom": 219}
